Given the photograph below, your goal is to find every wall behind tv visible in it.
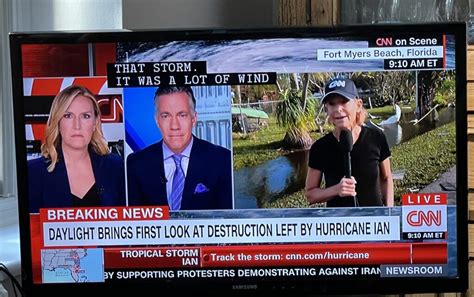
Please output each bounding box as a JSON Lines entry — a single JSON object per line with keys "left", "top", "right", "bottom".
{"left": 122, "top": 0, "right": 277, "bottom": 29}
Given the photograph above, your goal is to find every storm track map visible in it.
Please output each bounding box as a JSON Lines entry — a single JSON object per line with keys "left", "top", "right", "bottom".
{"left": 41, "top": 249, "right": 104, "bottom": 283}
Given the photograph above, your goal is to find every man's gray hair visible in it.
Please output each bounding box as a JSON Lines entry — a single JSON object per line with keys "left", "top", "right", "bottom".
{"left": 154, "top": 86, "right": 196, "bottom": 114}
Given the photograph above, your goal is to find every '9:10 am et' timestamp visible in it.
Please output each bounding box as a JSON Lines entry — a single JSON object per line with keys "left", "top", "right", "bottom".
{"left": 384, "top": 58, "right": 443, "bottom": 70}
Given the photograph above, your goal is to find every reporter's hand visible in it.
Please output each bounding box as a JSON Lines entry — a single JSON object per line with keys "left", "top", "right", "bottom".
{"left": 337, "top": 176, "right": 357, "bottom": 197}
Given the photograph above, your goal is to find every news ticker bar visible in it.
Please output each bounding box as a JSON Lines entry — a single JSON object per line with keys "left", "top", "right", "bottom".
{"left": 103, "top": 264, "right": 448, "bottom": 281}
{"left": 102, "top": 243, "right": 447, "bottom": 269}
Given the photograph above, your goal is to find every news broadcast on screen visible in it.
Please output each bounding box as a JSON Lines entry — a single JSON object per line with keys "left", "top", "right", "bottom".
{"left": 9, "top": 23, "right": 467, "bottom": 295}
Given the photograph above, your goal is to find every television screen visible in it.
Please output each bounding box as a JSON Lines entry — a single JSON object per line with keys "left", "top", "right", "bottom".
{"left": 9, "top": 23, "right": 468, "bottom": 295}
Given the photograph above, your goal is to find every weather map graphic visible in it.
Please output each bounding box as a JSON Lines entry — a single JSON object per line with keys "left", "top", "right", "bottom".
{"left": 41, "top": 249, "right": 104, "bottom": 283}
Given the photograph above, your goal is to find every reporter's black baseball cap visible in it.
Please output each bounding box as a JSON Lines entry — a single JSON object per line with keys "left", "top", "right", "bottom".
{"left": 321, "top": 77, "right": 359, "bottom": 103}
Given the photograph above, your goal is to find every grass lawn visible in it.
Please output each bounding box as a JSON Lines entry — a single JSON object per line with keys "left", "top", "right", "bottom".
{"left": 232, "top": 117, "right": 321, "bottom": 170}
{"left": 232, "top": 117, "right": 286, "bottom": 170}
{"left": 366, "top": 105, "right": 396, "bottom": 117}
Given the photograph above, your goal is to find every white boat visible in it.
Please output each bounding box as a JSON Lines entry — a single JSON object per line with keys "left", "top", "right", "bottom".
{"left": 379, "top": 104, "right": 402, "bottom": 126}
{"left": 365, "top": 119, "right": 384, "bottom": 131}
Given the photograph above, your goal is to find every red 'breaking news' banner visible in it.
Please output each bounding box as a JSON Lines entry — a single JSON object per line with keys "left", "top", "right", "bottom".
{"left": 39, "top": 206, "right": 170, "bottom": 222}
{"left": 103, "top": 243, "right": 447, "bottom": 269}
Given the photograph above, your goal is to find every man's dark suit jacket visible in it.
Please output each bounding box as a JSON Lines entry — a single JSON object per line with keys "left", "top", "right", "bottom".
{"left": 28, "top": 152, "right": 126, "bottom": 213}
{"left": 127, "top": 137, "right": 233, "bottom": 210}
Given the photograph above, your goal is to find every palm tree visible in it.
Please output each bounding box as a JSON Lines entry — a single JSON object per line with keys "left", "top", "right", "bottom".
{"left": 276, "top": 73, "right": 317, "bottom": 149}
{"left": 275, "top": 72, "right": 376, "bottom": 149}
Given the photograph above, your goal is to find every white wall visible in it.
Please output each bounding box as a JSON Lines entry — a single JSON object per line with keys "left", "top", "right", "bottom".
{"left": 123, "top": 0, "right": 277, "bottom": 29}
{"left": 12, "top": 0, "right": 122, "bottom": 31}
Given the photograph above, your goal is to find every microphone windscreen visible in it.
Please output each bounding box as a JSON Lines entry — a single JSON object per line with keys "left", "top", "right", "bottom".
{"left": 339, "top": 128, "right": 353, "bottom": 152}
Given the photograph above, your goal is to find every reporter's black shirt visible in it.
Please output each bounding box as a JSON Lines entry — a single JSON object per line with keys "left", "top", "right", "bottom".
{"left": 308, "top": 125, "right": 391, "bottom": 207}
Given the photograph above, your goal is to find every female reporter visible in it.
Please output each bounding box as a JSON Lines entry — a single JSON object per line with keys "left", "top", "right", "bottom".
{"left": 305, "top": 77, "right": 394, "bottom": 207}
{"left": 28, "top": 85, "right": 125, "bottom": 213}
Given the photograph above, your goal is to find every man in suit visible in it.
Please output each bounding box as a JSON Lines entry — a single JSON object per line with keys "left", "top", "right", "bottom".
{"left": 126, "top": 86, "right": 233, "bottom": 210}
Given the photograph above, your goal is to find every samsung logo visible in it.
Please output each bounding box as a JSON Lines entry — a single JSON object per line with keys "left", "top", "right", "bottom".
{"left": 232, "top": 284, "right": 258, "bottom": 290}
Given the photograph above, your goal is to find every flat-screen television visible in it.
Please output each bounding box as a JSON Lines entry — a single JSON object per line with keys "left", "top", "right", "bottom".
{"left": 9, "top": 23, "right": 468, "bottom": 296}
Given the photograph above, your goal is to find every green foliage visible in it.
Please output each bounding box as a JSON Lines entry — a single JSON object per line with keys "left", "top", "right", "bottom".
{"left": 308, "top": 71, "right": 417, "bottom": 108}
{"left": 276, "top": 89, "right": 303, "bottom": 127}
{"left": 263, "top": 190, "right": 309, "bottom": 208}
{"left": 390, "top": 122, "right": 456, "bottom": 204}
{"left": 368, "top": 104, "right": 414, "bottom": 125}
{"left": 233, "top": 117, "right": 286, "bottom": 170}
{"left": 275, "top": 89, "right": 317, "bottom": 148}
{"left": 264, "top": 189, "right": 325, "bottom": 208}
{"left": 366, "top": 71, "right": 415, "bottom": 107}
{"left": 231, "top": 85, "right": 278, "bottom": 103}
{"left": 433, "top": 93, "right": 448, "bottom": 107}
{"left": 367, "top": 105, "right": 396, "bottom": 117}
{"left": 233, "top": 116, "right": 322, "bottom": 170}
{"left": 433, "top": 76, "right": 455, "bottom": 107}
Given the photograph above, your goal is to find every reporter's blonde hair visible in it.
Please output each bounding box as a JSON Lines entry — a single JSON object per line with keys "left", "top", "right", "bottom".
{"left": 41, "top": 85, "right": 109, "bottom": 172}
{"left": 354, "top": 98, "right": 368, "bottom": 126}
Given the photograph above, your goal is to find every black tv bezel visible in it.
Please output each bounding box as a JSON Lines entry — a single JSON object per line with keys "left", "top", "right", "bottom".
{"left": 9, "top": 23, "right": 468, "bottom": 296}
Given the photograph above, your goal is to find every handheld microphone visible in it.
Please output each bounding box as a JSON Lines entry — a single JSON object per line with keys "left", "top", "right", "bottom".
{"left": 339, "top": 128, "right": 357, "bottom": 206}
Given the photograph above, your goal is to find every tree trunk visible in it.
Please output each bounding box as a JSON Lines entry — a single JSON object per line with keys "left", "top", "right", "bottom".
{"left": 283, "top": 130, "right": 313, "bottom": 149}
{"left": 291, "top": 73, "right": 300, "bottom": 91}
{"left": 302, "top": 73, "right": 310, "bottom": 111}
{"left": 235, "top": 85, "right": 242, "bottom": 105}
{"left": 417, "top": 71, "right": 440, "bottom": 118}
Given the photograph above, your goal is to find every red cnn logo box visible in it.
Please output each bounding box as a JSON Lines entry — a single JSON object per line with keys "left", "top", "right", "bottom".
{"left": 401, "top": 193, "right": 447, "bottom": 233}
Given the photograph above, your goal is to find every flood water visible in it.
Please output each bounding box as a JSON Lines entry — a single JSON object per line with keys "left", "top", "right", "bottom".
{"left": 234, "top": 107, "right": 456, "bottom": 209}
{"left": 386, "top": 106, "right": 456, "bottom": 147}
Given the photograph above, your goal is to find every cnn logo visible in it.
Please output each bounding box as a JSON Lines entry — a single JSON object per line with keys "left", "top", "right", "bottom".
{"left": 406, "top": 210, "right": 442, "bottom": 227}
{"left": 328, "top": 80, "right": 345, "bottom": 89}
{"left": 402, "top": 205, "right": 446, "bottom": 233}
